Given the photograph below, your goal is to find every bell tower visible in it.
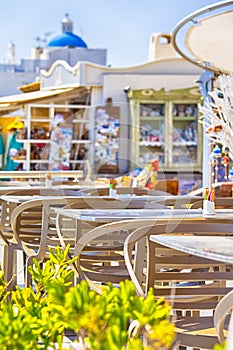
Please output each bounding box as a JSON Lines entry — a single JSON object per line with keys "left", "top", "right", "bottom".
{"left": 6, "top": 41, "right": 17, "bottom": 65}
{"left": 62, "top": 13, "right": 73, "bottom": 33}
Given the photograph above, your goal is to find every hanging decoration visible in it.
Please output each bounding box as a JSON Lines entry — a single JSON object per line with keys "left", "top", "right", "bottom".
{"left": 199, "top": 73, "right": 233, "bottom": 160}
{"left": 199, "top": 73, "right": 233, "bottom": 182}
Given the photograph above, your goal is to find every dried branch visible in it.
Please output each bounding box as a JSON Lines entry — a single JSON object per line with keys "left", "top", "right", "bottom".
{"left": 199, "top": 73, "right": 233, "bottom": 159}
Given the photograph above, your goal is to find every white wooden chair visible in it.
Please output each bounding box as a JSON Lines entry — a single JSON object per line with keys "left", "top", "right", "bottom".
{"left": 124, "top": 220, "right": 233, "bottom": 349}
{"left": 0, "top": 188, "right": 80, "bottom": 289}
{"left": 70, "top": 219, "right": 164, "bottom": 294}
{"left": 11, "top": 196, "right": 148, "bottom": 287}
{"left": 0, "top": 181, "right": 32, "bottom": 187}
{"left": 55, "top": 197, "right": 170, "bottom": 255}
{"left": 214, "top": 289, "right": 233, "bottom": 346}
{"left": 79, "top": 186, "right": 171, "bottom": 196}
{"left": 80, "top": 186, "right": 201, "bottom": 209}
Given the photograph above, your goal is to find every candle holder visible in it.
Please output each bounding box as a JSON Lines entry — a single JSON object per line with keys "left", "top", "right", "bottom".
{"left": 203, "top": 187, "right": 215, "bottom": 217}
{"left": 203, "top": 200, "right": 215, "bottom": 216}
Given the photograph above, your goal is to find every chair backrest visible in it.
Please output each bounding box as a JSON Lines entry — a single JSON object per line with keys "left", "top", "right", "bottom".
{"left": 81, "top": 180, "right": 180, "bottom": 196}
{"left": 0, "top": 189, "right": 80, "bottom": 245}
{"left": 11, "top": 197, "right": 131, "bottom": 286}
{"left": 80, "top": 186, "right": 172, "bottom": 197}
{"left": 55, "top": 198, "right": 168, "bottom": 255}
{"left": 0, "top": 189, "right": 45, "bottom": 244}
{"left": 4, "top": 188, "right": 80, "bottom": 197}
{"left": 4, "top": 196, "right": 86, "bottom": 289}
{"left": 0, "top": 199, "right": 18, "bottom": 244}
{"left": 0, "top": 181, "right": 32, "bottom": 187}
{"left": 10, "top": 197, "right": 102, "bottom": 258}
{"left": 6, "top": 196, "right": 111, "bottom": 287}
{"left": 79, "top": 187, "right": 201, "bottom": 209}
{"left": 56, "top": 197, "right": 138, "bottom": 251}
{"left": 214, "top": 289, "right": 233, "bottom": 344}
{"left": 72, "top": 218, "right": 162, "bottom": 294}
{"left": 124, "top": 220, "right": 233, "bottom": 310}
{"left": 11, "top": 196, "right": 153, "bottom": 262}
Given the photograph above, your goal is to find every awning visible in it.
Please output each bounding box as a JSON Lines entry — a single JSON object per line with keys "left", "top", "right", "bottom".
{"left": 0, "top": 88, "right": 74, "bottom": 105}
{"left": 19, "top": 81, "right": 41, "bottom": 93}
{"left": 0, "top": 86, "right": 91, "bottom": 114}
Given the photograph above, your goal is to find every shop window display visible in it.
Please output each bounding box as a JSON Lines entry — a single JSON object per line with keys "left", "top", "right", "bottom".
{"left": 95, "top": 98, "right": 120, "bottom": 173}
{"left": 129, "top": 87, "right": 202, "bottom": 172}
{"left": 48, "top": 113, "right": 72, "bottom": 171}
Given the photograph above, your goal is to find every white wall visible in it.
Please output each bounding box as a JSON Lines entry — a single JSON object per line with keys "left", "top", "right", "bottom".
{"left": 0, "top": 71, "right": 37, "bottom": 96}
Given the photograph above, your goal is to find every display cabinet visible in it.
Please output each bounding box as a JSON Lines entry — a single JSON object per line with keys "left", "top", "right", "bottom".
{"left": 16, "top": 103, "right": 93, "bottom": 172}
{"left": 171, "top": 102, "right": 199, "bottom": 168}
{"left": 139, "top": 102, "right": 166, "bottom": 165}
{"left": 129, "top": 87, "right": 202, "bottom": 172}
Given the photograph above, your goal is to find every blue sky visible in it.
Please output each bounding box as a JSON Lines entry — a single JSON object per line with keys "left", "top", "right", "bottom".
{"left": 0, "top": 0, "right": 219, "bottom": 67}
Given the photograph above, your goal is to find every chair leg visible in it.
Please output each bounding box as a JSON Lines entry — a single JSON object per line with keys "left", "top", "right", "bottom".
{"left": 2, "top": 244, "right": 8, "bottom": 277}
{"left": 25, "top": 256, "right": 34, "bottom": 287}
{"left": 17, "top": 250, "right": 26, "bottom": 288}
{"left": 5, "top": 245, "right": 17, "bottom": 291}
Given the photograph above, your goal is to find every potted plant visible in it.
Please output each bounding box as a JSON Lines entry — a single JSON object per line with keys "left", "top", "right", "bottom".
{"left": 0, "top": 246, "right": 176, "bottom": 349}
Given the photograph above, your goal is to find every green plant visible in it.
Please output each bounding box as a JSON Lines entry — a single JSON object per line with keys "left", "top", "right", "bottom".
{"left": 213, "top": 341, "right": 227, "bottom": 350}
{"left": 48, "top": 278, "right": 175, "bottom": 350}
{"left": 0, "top": 246, "right": 175, "bottom": 349}
{"left": 0, "top": 246, "right": 76, "bottom": 349}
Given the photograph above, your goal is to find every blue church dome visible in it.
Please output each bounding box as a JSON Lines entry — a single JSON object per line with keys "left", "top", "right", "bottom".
{"left": 47, "top": 32, "right": 87, "bottom": 48}
{"left": 47, "top": 14, "right": 87, "bottom": 48}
